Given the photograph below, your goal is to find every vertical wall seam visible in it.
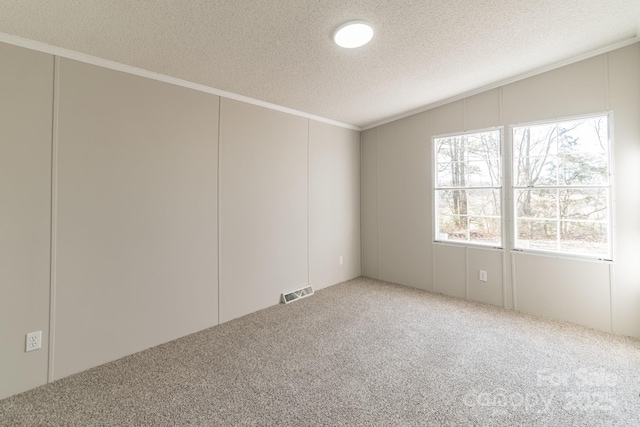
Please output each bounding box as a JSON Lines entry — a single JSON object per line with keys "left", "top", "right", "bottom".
{"left": 604, "top": 53, "right": 610, "bottom": 111}
{"left": 359, "top": 132, "right": 363, "bottom": 277}
{"left": 609, "top": 263, "right": 615, "bottom": 333}
{"left": 48, "top": 55, "right": 60, "bottom": 383}
{"left": 501, "top": 249, "right": 507, "bottom": 308}
{"left": 428, "top": 112, "right": 435, "bottom": 293}
{"left": 511, "top": 252, "right": 518, "bottom": 311}
{"left": 431, "top": 247, "right": 436, "bottom": 293}
{"left": 216, "top": 96, "right": 221, "bottom": 326}
{"left": 307, "top": 119, "right": 311, "bottom": 286}
{"left": 498, "top": 86, "right": 504, "bottom": 125}
{"left": 462, "top": 98, "right": 467, "bottom": 132}
{"left": 375, "top": 127, "right": 380, "bottom": 279}
{"left": 464, "top": 247, "right": 469, "bottom": 300}
{"left": 604, "top": 53, "right": 612, "bottom": 333}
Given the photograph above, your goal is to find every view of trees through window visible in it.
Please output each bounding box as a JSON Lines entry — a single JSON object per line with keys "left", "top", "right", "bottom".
{"left": 435, "top": 129, "right": 502, "bottom": 246}
{"left": 513, "top": 116, "right": 611, "bottom": 259}
{"left": 433, "top": 115, "right": 612, "bottom": 259}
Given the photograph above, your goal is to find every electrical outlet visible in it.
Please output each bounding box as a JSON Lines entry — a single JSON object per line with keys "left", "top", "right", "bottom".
{"left": 26, "top": 331, "right": 42, "bottom": 352}
{"left": 339, "top": 256, "right": 344, "bottom": 265}
{"left": 479, "top": 270, "right": 488, "bottom": 282}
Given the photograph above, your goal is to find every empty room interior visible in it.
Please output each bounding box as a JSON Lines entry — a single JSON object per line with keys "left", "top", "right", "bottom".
{"left": 1, "top": 1, "right": 640, "bottom": 425}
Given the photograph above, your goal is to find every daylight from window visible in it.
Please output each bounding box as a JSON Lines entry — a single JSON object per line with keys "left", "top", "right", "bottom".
{"left": 512, "top": 115, "right": 611, "bottom": 259}
{"left": 434, "top": 129, "right": 502, "bottom": 246}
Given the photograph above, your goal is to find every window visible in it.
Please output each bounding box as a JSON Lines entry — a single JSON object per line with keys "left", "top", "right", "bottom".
{"left": 434, "top": 129, "right": 502, "bottom": 247}
{"left": 512, "top": 115, "right": 612, "bottom": 259}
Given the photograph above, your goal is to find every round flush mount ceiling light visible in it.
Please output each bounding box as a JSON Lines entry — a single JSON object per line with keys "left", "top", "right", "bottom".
{"left": 333, "top": 21, "right": 373, "bottom": 48}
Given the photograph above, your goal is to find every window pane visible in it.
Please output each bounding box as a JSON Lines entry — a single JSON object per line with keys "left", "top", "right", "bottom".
{"left": 559, "top": 153, "right": 608, "bottom": 185}
{"left": 466, "top": 131, "right": 500, "bottom": 162}
{"left": 514, "top": 155, "right": 558, "bottom": 186}
{"left": 438, "top": 189, "right": 468, "bottom": 217}
{"left": 436, "top": 189, "right": 502, "bottom": 245}
{"left": 436, "top": 161, "right": 466, "bottom": 187}
{"left": 559, "top": 221, "right": 608, "bottom": 257}
{"left": 437, "top": 214, "right": 467, "bottom": 242}
{"left": 516, "top": 219, "right": 558, "bottom": 251}
{"left": 436, "top": 162, "right": 454, "bottom": 187}
{"left": 559, "top": 189, "right": 608, "bottom": 222}
{"left": 435, "top": 129, "right": 501, "bottom": 247}
{"left": 513, "top": 123, "right": 558, "bottom": 187}
{"left": 513, "top": 123, "right": 557, "bottom": 159}
{"left": 558, "top": 118, "right": 608, "bottom": 156}
{"left": 435, "top": 130, "right": 500, "bottom": 189}
{"left": 438, "top": 189, "right": 502, "bottom": 218}
{"left": 467, "top": 160, "right": 500, "bottom": 186}
{"left": 515, "top": 189, "right": 557, "bottom": 219}
{"left": 512, "top": 115, "right": 611, "bottom": 259}
{"left": 467, "top": 189, "right": 501, "bottom": 217}
{"left": 469, "top": 217, "right": 501, "bottom": 245}
{"left": 436, "top": 137, "right": 465, "bottom": 184}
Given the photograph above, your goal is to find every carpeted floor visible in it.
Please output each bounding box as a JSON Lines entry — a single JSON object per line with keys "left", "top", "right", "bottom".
{"left": 1, "top": 277, "right": 640, "bottom": 426}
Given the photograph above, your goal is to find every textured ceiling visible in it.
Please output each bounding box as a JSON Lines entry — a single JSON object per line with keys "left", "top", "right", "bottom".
{"left": 0, "top": 1, "right": 638, "bottom": 128}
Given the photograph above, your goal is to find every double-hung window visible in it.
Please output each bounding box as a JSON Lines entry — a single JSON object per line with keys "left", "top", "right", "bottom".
{"left": 512, "top": 115, "right": 612, "bottom": 259}
{"left": 434, "top": 129, "right": 502, "bottom": 247}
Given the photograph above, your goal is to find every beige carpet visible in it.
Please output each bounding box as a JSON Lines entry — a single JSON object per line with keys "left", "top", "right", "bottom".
{"left": 1, "top": 277, "right": 639, "bottom": 426}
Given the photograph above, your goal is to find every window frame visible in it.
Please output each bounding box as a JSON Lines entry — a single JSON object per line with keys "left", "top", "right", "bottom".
{"left": 432, "top": 126, "right": 505, "bottom": 249}
{"left": 508, "top": 112, "right": 615, "bottom": 262}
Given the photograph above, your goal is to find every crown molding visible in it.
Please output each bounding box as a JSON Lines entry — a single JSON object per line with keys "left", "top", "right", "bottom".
{"left": 0, "top": 32, "right": 361, "bottom": 132}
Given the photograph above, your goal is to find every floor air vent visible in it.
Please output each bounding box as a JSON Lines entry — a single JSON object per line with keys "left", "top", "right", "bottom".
{"left": 281, "top": 286, "right": 314, "bottom": 304}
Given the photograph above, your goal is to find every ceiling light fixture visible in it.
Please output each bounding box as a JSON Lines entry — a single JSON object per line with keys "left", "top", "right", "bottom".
{"left": 333, "top": 21, "right": 373, "bottom": 48}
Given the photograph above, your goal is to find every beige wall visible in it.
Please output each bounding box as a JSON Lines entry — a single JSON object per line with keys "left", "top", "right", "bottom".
{"left": 609, "top": 44, "right": 640, "bottom": 337}
{"left": 219, "top": 98, "right": 308, "bottom": 323}
{"left": 53, "top": 58, "right": 220, "bottom": 379}
{"left": 309, "top": 120, "right": 361, "bottom": 289}
{"left": 377, "top": 113, "right": 432, "bottom": 291}
{"left": 1, "top": 41, "right": 361, "bottom": 399}
{"left": 360, "top": 129, "right": 379, "bottom": 279}
{"left": 361, "top": 43, "right": 640, "bottom": 338}
{"left": 513, "top": 254, "right": 611, "bottom": 331}
{"left": 0, "top": 43, "right": 53, "bottom": 399}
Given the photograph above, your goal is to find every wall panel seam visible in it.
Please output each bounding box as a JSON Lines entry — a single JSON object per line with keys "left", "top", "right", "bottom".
{"left": 462, "top": 98, "right": 467, "bottom": 132}
{"left": 501, "top": 251, "right": 507, "bottom": 308}
{"left": 609, "top": 263, "right": 615, "bottom": 333}
{"left": 357, "top": 131, "right": 362, "bottom": 277}
{"left": 217, "top": 96, "right": 221, "bottom": 326}
{"left": 511, "top": 252, "right": 518, "bottom": 311}
{"left": 604, "top": 53, "right": 610, "bottom": 111}
{"left": 464, "top": 247, "right": 469, "bottom": 299}
{"left": 428, "top": 112, "right": 436, "bottom": 293}
{"left": 375, "top": 128, "right": 380, "bottom": 279}
{"left": 48, "top": 55, "right": 60, "bottom": 383}
{"left": 307, "top": 119, "right": 311, "bottom": 286}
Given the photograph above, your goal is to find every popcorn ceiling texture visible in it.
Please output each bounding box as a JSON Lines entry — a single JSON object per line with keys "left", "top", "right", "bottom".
{"left": 0, "top": 1, "right": 638, "bottom": 127}
{"left": 0, "top": 277, "right": 639, "bottom": 426}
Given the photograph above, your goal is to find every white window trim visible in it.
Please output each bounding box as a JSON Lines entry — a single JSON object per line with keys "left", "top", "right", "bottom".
{"left": 432, "top": 126, "right": 505, "bottom": 249}
{"left": 430, "top": 113, "right": 615, "bottom": 264}
{"left": 507, "top": 111, "right": 615, "bottom": 262}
